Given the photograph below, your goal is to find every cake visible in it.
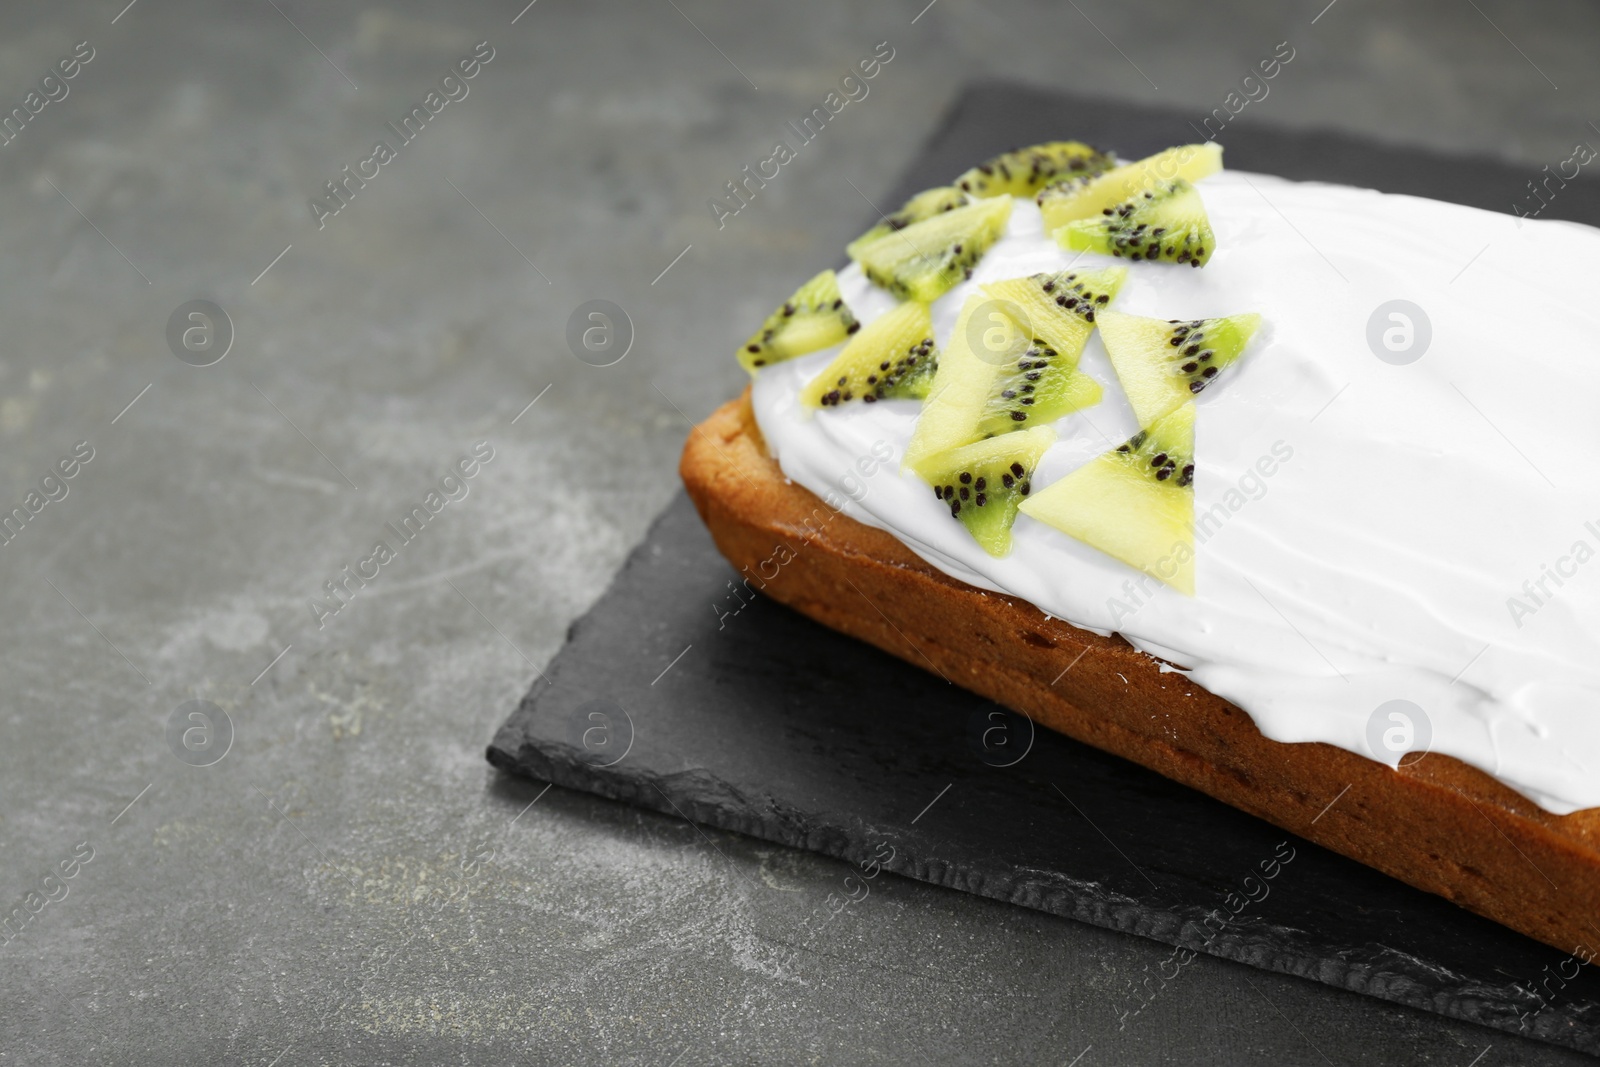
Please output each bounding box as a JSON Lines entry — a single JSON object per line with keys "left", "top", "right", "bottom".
{"left": 680, "top": 141, "right": 1600, "bottom": 956}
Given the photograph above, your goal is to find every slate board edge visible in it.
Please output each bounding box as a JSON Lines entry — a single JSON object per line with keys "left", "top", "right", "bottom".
{"left": 489, "top": 721, "right": 1584, "bottom": 1051}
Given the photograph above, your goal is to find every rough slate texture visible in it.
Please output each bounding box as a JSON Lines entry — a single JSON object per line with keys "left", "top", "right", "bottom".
{"left": 491, "top": 88, "right": 1600, "bottom": 1057}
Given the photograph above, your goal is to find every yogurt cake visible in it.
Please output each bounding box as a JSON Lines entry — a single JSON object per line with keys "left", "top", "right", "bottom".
{"left": 680, "top": 141, "right": 1600, "bottom": 955}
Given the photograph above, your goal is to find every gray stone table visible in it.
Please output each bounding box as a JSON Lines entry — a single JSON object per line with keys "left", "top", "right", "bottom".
{"left": 1, "top": 1, "right": 1594, "bottom": 1063}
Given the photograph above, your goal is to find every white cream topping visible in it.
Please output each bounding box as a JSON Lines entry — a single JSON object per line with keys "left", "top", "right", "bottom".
{"left": 750, "top": 171, "right": 1600, "bottom": 815}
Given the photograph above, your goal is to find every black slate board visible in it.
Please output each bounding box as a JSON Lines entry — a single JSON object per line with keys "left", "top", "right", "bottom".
{"left": 490, "top": 86, "right": 1600, "bottom": 1056}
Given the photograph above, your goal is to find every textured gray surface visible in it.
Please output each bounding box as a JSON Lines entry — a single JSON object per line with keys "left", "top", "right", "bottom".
{"left": 0, "top": 1, "right": 1594, "bottom": 1064}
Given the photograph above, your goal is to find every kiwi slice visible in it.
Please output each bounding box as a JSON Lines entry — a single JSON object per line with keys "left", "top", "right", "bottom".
{"left": 972, "top": 330, "right": 1103, "bottom": 437}
{"left": 846, "top": 186, "right": 969, "bottom": 260}
{"left": 904, "top": 294, "right": 1101, "bottom": 474}
{"left": 1057, "top": 179, "right": 1216, "bottom": 266}
{"left": 980, "top": 266, "right": 1127, "bottom": 359}
{"left": 1098, "top": 310, "right": 1262, "bottom": 426}
{"left": 923, "top": 425, "right": 1055, "bottom": 557}
{"left": 738, "top": 269, "right": 860, "bottom": 374}
{"left": 850, "top": 196, "right": 1013, "bottom": 303}
{"left": 1038, "top": 142, "right": 1223, "bottom": 231}
{"left": 1019, "top": 404, "right": 1196, "bottom": 594}
{"left": 954, "top": 141, "right": 1114, "bottom": 198}
{"left": 801, "top": 301, "right": 938, "bottom": 408}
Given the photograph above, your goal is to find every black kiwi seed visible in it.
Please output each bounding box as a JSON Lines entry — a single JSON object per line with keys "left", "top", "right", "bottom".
{"left": 754, "top": 359, "right": 766, "bottom": 366}
{"left": 975, "top": 477, "right": 986, "bottom": 490}
{"left": 1182, "top": 362, "right": 1197, "bottom": 373}
{"left": 1010, "top": 411, "right": 1027, "bottom": 422}
{"left": 1202, "top": 366, "right": 1218, "bottom": 378}
{"left": 959, "top": 472, "right": 972, "bottom": 484}
{"left": 960, "top": 487, "right": 969, "bottom": 500}
{"left": 1002, "top": 473, "right": 1015, "bottom": 488}
{"left": 1001, "top": 389, "right": 1016, "bottom": 399}
{"left": 975, "top": 493, "right": 987, "bottom": 506}
{"left": 1010, "top": 462, "right": 1024, "bottom": 476}
{"left": 846, "top": 322, "right": 860, "bottom": 334}
{"left": 951, "top": 501, "right": 961, "bottom": 516}
{"left": 747, "top": 344, "right": 762, "bottom": 353}
{"left": 1020, "top": 481, "right": 1031, "bottom": 495}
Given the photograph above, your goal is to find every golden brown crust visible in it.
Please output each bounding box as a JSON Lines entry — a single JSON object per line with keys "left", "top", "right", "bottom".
{"left": 680, "top": 389, "right": 1600, "bottom": 955}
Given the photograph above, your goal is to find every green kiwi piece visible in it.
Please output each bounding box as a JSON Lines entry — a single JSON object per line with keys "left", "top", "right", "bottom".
{"left": 922, "top": 425, "right": 1055, "bottom": 557}
{"left": 1038, "top": 143, "right": 1223, "bottom": 230}
{"left": 955, "top": 141, "right": 1114, "bottom": 198}
{"left": 980, "top": 267, "right": 1127, "bottom": 361}
{"left": 1057, "top": 179, "right": 1216, "bottom": 266}
{"left": 904, "top": 294, "right": 1101, "bottom": 474}
{"left": 973, "top": 331, "right": 1103, "bottom": 437}
{"left": 851, "top": 197, "right": 1013, "bottom": 303}
{"left": 738, "top": 269, "right": 860, "bottom": 374}
{"left": 1019, "top": 403, "right": 1195, "bottom": 594}
{"left": 1097, "top": 310, "right": 1262, "bottom": 426}
{"left": 846, "top": 186, "right": 970, "bottom": 260}
{"left": 801, "top": 301, "right": 937, "bottom": 408}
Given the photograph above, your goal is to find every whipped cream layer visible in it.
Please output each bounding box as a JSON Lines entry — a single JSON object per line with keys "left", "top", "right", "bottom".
{"left": 751, "top": 170, "right": 1600, "bottom": 815}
